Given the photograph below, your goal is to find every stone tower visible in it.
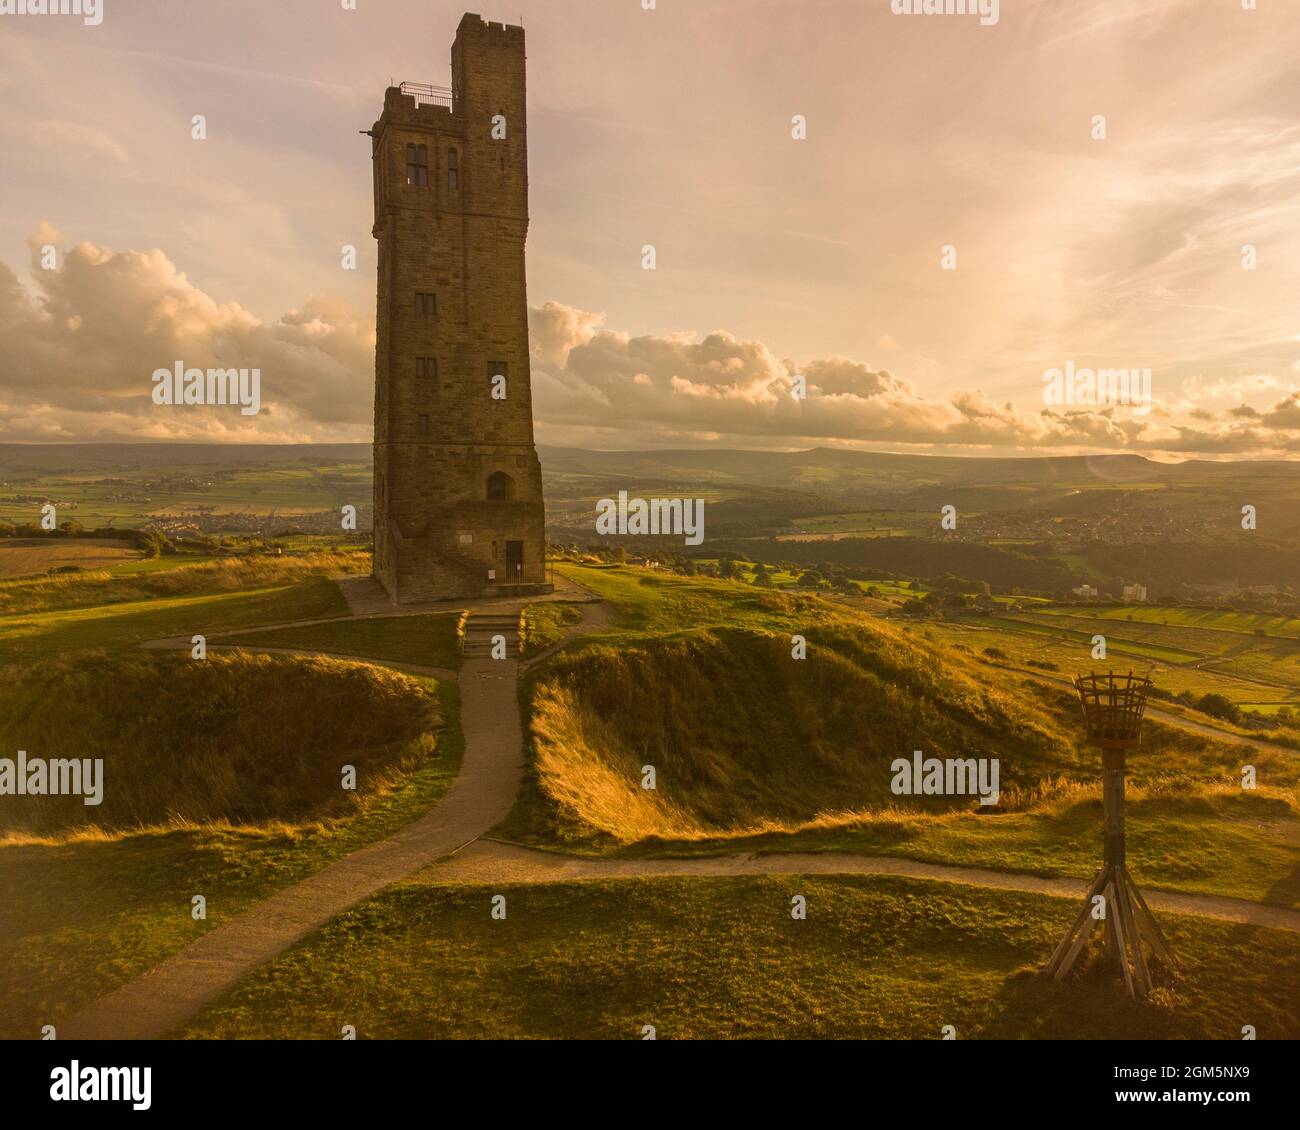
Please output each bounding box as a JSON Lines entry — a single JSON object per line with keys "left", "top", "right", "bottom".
{"left": 369, "top": 12, "right": 550, "bottom": 604}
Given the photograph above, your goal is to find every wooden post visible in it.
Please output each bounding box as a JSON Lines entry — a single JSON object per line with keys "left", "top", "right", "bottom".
{"left": 1044, "top": 672, "right": 1174, "bottom": 999}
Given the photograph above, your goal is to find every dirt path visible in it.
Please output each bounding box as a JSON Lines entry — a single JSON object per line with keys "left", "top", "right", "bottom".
{"left": 428, "top": 840, "right": 1300, "bottom": 933}
{"left": 59, "top": 648, "right": 525, "bottom": 1040}
{"left": 61, "top": 584, "right": 607, "bottom": 1040}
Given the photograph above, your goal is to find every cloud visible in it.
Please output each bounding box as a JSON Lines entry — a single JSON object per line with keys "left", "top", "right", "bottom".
{"left": 0, "top": 229, "right": 373, "bottom": 442}
{"left": 529, "top": 302, "right": 1300, "bottom": 456}
{"left": 5, "top": 245, "right": 1300, "bottom": 458}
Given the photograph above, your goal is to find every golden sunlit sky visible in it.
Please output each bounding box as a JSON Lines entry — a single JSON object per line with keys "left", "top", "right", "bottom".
{"left": 2, "top": 0, "right": 1299, "bottom": 455}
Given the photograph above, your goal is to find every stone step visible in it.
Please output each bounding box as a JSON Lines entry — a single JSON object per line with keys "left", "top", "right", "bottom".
{"left": 462, "top": 611, "right": 521, "bottom": 657}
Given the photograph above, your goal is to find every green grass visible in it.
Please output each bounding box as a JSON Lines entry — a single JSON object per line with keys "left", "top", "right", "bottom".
{"left": 0, "top": 650, "right": 441, "bottom": 836}
{"left": 553, "top": 563, "right": 816, "bottom": 639}
{"left": 221, "top": 612, "right": 463, "bottom": 671}
{"left": 178, "top": 874, "right": 1300, "bottom": 1039}
{"left": 0, "top": 577, "right": 349, "bottom": 664}
{"left": 966, "top": 614, "right": 1200, "bottom": 664}
{"left": 0, "top": 461, "right": 373, "bottom": 528}
{"left": 506, "top": 566, "right": 1300, "bottom": 908}
{"left": 108, "top": 554, "right": 219, "bottom": 575}
{"left": 918, "top": 620, "right": 1231, "bottom": 700}
{"left": 0, "top": 674, "right": 463, "bottom": 1040}
{"left": 521, "top": 602, "right": 584, "bottom": 658}
{"left": 549, "top": 788, "right": 1300, "bottom": 907}
{"left": 1048, "top": 604, "right": 1300, "bottom": 639}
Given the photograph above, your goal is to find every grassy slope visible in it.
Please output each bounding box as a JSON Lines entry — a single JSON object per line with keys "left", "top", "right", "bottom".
{"left": 0, "top": 676, "right": 462, "bottom": 1040}
{"left": 180, "top": 874, "right": 1300, "bottom": 1040}
{"left": 0, "top": 551, "right": 469, "bottom": 1040}
{"left": 0, "top": 549, "right": 366, "bottom": 617}
{"left": 0, "top": 650, "right": 441, "bottom": 836}
{"left": 0, "top": 577, "right": 350, "bottom": 665}
{"left": 521, "top": 602, "right": 584, "bottom": 658}
{"left": 497, "top": 565, "right": 1300, "bottom": 907}
{"left": 222, "top": 612, "right": 464, "bottom": 671}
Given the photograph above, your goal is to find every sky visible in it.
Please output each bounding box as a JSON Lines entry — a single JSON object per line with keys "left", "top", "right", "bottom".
{"left": 2, "top": 0, "right": 1299, "bottom": 456}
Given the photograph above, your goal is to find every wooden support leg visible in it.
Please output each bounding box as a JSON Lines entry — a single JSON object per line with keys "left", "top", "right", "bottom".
{"left": 1116, "top": 872, "right": 1151, "bottom": 998}
{"left": 1128, "top": 877, "right": 1175, "bottom": 968}
{"left": 1045, "top": 868, "right": 1108, "bottom": 978}
{"left": 1103, "top": 892, "right": 1119, "bottom": 962}
{"left": 1106, "top": 879, "right": 1136, "bottom": 999}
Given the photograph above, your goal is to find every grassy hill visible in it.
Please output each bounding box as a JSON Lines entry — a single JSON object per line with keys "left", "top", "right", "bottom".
{"left": 527, "top": 619, "right": 1068, "bottom": 842}
{"left": 179, "top": 873, "right": 1300, "bottom": 1040}
{"left": 0, "top": 650, "right": 442, "bottom": 838}
{"left": 0, "top": 548, "right": 469, "bottom": 1038}
{"left": 499, "top": 566, "right": 1300, "bottom": 907}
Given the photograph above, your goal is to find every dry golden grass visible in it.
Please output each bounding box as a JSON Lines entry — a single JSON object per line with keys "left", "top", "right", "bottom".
{"left": 0, "top": 648, "right": 440, "bottom": 839}
{"left": 529, "top": 621, "right": 1080, "bottom": 843}
{"left": 523, "top": 570, "right": 1300, "bottom": 848}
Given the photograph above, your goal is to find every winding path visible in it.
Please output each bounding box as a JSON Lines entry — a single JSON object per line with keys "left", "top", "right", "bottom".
{"left": 431, "top": 840, "right": 1300, "bottom": 934}
{"left": 59, "top": 652, "right": 524, "bottom": 1040}
{"left": 56, "top": 578, "right": 1300, "bottom": 1039}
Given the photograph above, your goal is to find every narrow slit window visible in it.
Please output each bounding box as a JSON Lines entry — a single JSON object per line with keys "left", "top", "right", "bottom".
{"left": 417, "top": 414, "right": 430, "bottom": 437}
{"left": 447, "top": 147, "right": 459, "bottom": 190}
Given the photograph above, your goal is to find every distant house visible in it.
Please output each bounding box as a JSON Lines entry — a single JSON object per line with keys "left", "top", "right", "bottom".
{"left": 1071, "top": 584, "right": 1098, "bottom": 599}
{"left": 1121, "top": 583, "right": 1148, "bottom": 603}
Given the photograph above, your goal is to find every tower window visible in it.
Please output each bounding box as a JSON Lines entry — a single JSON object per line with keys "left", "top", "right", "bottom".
{"left": 415, "top": 357, "right": 438, "bottom": 382}
{"left": 486, "top": 471, "right": 515, "bottom": 501}
{"left": 415, "top": 292, "right": 436, "bottom": 316}
{"left": 447, "top": 147, "right": 459, "bottom": 190}
{"left": 417, "top": 414, "right": 430, "bottom": 437}
{"left": 405, "top": 143, "right": 429, "bottom": 186}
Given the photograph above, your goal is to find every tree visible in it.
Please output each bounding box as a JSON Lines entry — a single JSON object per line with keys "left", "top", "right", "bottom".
{"left": 1194, "top": 693, "right": 1241, "bottom": 724}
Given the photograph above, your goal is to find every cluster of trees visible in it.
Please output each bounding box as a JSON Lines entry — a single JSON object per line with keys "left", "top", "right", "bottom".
{"left": 0, "top": 520, "right": 175, "bottom": 559}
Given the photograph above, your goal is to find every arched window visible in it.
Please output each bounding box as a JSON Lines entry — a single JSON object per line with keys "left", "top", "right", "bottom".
{"left": 486, "top": 471, "right": 515, "bottom": 501}
{"left": 447, "top": 147, "right": 459, "bottom": 190}
{"left": 405, "top": 144, "right": 428, "bottom": 186}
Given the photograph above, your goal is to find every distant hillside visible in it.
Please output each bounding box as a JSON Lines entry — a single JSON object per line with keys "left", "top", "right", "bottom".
{"left": 0, "top": 443, "right": 369, "bottom": 472}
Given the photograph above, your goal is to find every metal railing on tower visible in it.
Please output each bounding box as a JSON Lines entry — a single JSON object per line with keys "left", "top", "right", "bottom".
{"left": 399, "top": 81, "right": 453, "bottom": 109}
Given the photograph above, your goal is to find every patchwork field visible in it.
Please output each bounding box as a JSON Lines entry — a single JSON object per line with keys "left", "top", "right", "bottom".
{"left": 0, "top": 460, "right": 371, "bottom": 528}
{"left": 937, "top": 602, "right": 1300, "bottom": 712}
{"left": 0, "top": 538, "right": 141, "bottom": 579}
